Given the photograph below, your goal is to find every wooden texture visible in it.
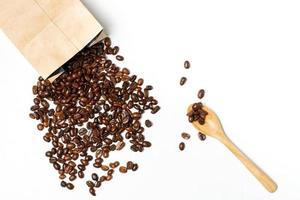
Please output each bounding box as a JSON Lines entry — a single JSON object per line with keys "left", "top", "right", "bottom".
{"left": 188, "top": 105, "right": 278, "bottom": 193}
{"left": 0, "top": 0, "right": 104, "bottom": 79}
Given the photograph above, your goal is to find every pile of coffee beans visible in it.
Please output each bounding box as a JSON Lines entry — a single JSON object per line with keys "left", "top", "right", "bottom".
{"left": 178, "top": 61, "right": 207, "bottom": 151}
{"left": 29, "top": 37, "right": 159, "bottom": 196}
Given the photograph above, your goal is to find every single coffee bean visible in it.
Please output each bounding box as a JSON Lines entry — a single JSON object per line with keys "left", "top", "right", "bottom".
{"left": 89, "top": 187, "right": 96, "bottom": 196}
{"left": 66, "top": 183, "right": 74, "bottom": 190}
{"left": 116, "top": 55, "right": 124, "bottom": 61}
{"left": 184, "top": 60, "right": 190, "bottom": 69}
{"left": 181, "top": 132, "right": 191, "bottom": 140}
{"left": 145, "top": 120, "right": 153, "bottom": 128}
{"left": 179, "top": 142, "right": 185, "bottom": 151}
{"left": 37, "top": 124, "right": 44, "bottom": 131}
{"left": 198, "top": 132, "right": 206, "bottom": 141}
{"left": 126, "top": 161, "right": 134, "bottom": 170}
{"left": 101, "top": 165, "right": 109, "bottom": 171}
{"left": 86, "top": 180, "right": 95, "bottom": 188}
{"left": 119, "top": 166, "right": 127, "bottom": 173}
{"left": 180, "top": 77, "right": 187, "bottom": 86}
{"left": 132, "top": 163, "right": 139, "bottom": 171}
{"left": 60, "top": 181, "right": 67, "bottom": 188}
{"left": 197, "top": 89, "right": 205, "bottom": 99}
{"left": 91, "top": 173, "right": 99, "bottom": 181}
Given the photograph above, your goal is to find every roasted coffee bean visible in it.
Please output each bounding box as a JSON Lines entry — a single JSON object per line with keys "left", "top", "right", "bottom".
{"left": 119, "top": 166, "right": 127, "bottom": 173}
{"left": 197, "top": 89, "right": 205, "bottom": 99}
{"left": 179, "top": 142, "right": 185, "bottom": 151}
{"left": 92, "top": 173, "right": 99, "bottom": 181}
{"left": 101, "top": 165, "right": 109, "bottom": 171}
{"left": 126, "top": 161, "right": 134, "bottom": 170}
{"left": 107, "top": 169, "right": 114, "bottom": 176}
{"left": 132, "top": 163, "right": 139, "bottom": 171}
{"left": 66, "top": 183, "right": 74, "bottom": 190}
{"left": 78, "top": 171, "right": 84, "bottom": 178}
{"left": 181, "top": 132, "right": 191, "bottom": 140}
{"left": 89, "top": 187, "right": 96, "bottom": 196}
{"left": 151, "top": 106, "right": 160, "bottom": 114}
{"left": 184, "top": 60, "right": 190, "bottom": 69}
{"left": 86, "top": 180, "right": 95, "bottom": 188}
{"left": 116, "top": 141, "right": 125, "bottom": 150}
{"left": 142, "top": 141, "right": 151, "bottom": 147}
{"left": 37, "top": 124, "right": 44, "bottom": 131}
{"left": 198, "top": 132, "right": 206, "bottom": 141}
{"left": 116, "top": 55, "right": 124, "bottom": 61}
{"left": 60, "top": 181, "right": 67, "bottom": 188}
{"left": 145, "top": 120, "right": 152, "bottom": 128}
{"left": 180, "top": 77, "right": 187, "bottom": 86}
{"left": 69, "top": 175, "right": 76, "bottom": 181}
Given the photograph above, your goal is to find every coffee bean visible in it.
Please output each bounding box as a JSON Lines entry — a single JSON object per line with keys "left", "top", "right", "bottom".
{"left": 119, "top": 166, "right": 127, "bottom": 173}
{"left": 92, "top": 173, "right": 99, "bottom": 181}
{"left": 89, "top": 187, "right": 96, "bottom": 196}
{"left": 180, "top": 77, "right": 187, "bottom": 86}
{"left": 116, "top": 141, "right": 125, "bottom": 151}
{"left": 66, "top": 183, "right": 74, "bottom": 190}
{"left": 116, "top": 55, "right": 124, "bottom": 61}
{"left": 60, "top": 181, "right": 67, "bottom": 188}
{"left": 198, "top": 132, "right": 206, "bottom": 141}
{"left": 197, "top": 89, "right": 205, "bottom": 99}
{"left": 181, "top": 132, "right": 191, "bottom": 140}
{"left": 78, "top": 171, "right": 84, "bottom": 178}
{"left": 179, "top": 142, "right": 185, "bottom": 151}
{"left": 101, "top": 165, "right": 109, "bottom": 171}
{"left": 126, "top": 161, "right": 134, "bottom": 170}
{"left": 86, "top": 180, "right": 95, "bottom": 188}
{"left": 184, "top": 61, "right": 190, "bottom": 69}
{"left": 132, "top": 163, "right": 139, "bottom": 171}
{"left": 37, "top": 124, "right": 44, "bottom": 131}
{"left": 145, "top": 120, "right": 152, "bottom": 127}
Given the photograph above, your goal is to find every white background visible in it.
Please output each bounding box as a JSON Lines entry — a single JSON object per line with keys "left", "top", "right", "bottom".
{"left": 0, "top": 0, "right": 300, "bottom": 199}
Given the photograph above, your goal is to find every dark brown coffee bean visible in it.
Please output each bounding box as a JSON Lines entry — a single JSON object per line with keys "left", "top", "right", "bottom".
{"left": 89, "top": 187, "right": 96, "bottom": 196}
{"left": 198, "top": 132, "right": 206, "bottom": 141}
{"left": 86, "top": 180, "right": 95, "bottom": 188}
{"left": 126, "top": 161, "right": 134, "bottom": 170}
{"left": 91, "top": 173, "right": 99, "bottom": 181}
{"left": 180, "top": 77, "right": 187, "bottom": 86}
{"left": 197, "top": 89, "right": 205, "bottom": 99}
{"left": 151, "top": 106, "right": 160, "bottom": 114}
{"left": 69, "top": 175, "right": 76, "bottom": 181}
{"left": 181, "top": 132, "right": 191, "bottom": 140}
{"left": 116, "top": 55, "right": 124, "bottom": 61}
{"left": 132, "top": 163, "right": 139, "bottom": 171}
{"left": 78, "top": 171, "right": 84, "bottom": 178}
{"left": 101, "top": 165, "right": 109, "bottom": 171}
{"left": 179, "top": 142, "right": 185, "bottom": 151}
{"left": 66, "top": 183, "right": 74, "bottom": 190}
{"left": 119, "top": 166, "right": 127, "bottom": 173}
{"left": 60, "top": 181, "right": 67, "bottom": 187}
{"left": 142, "top": 141, "right": 151, "bottom": 147}
{"left": 145, "top": 120, "right": 153, "bottom": 127}
{"left": 107, "top": 169, "right": 114, "bottom": 176}
{"left": 116, "top": 141, "right": 125, "bottom": 150}
{"left": 184, "top": 60, "right": 190, "bottom": 69}
{"left": 37, "top": 124, "right": 44, "bottom": 131}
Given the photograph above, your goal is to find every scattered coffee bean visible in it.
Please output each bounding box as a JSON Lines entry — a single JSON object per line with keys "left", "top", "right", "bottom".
{"left": 197, "top": 89, "right": 205, "bottom": 99}
{"left": 119, "top": 166, "right": 127, "bottom": 173}
{"left": 198, "top": 132, "right": 206, "bottom": 141}
{"left": 66, "top": 183, "right": 74, "bottom": 190}
{"left": 145, "top": 120, "right": 153, "bottom": 127}
{"left": 179, "top": 142, "right": 185, "bottom": 151}
{"left": 92, "top": 173, "right": 99, "bottom": 181}
{"left": 60, "top": 181, "right": 67, "bottom": 188}
{"left": 132, "top": 163, "right": 139, "bottom": 171}
{"left": 180, "top": 77, "right": 187, "bottom": 86}
{"left": 116, "top": 55, "right": 124, "bottom": 61}
{"left": 181, "top": 132, "right": 191, "bottom": 140}
{"left": 184, "top": 60, "right": 190, "bottom": 69}
{"left": 89, "top": 187, "right": 96, "bottom": 196}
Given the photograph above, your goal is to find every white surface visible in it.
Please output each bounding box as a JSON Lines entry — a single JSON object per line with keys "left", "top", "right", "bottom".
{"left": 0, "top": 0, "right": 300, "bottom": 199}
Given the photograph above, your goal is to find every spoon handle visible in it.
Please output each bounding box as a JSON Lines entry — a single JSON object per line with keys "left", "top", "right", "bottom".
{"left": 220, "top": 136, "right": 277, "bottom": 193}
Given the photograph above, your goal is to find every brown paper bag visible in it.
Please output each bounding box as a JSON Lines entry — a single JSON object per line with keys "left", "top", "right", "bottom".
{"left": 0, "top": 0, "right": 106, "bottom": 80}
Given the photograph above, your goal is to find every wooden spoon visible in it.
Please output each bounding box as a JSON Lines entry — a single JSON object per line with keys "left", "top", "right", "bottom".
{"left": 188, "top": 105, "right": 277, "bottom": 193}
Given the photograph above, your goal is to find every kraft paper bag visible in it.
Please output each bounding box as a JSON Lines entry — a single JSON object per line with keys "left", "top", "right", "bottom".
{"left": 0, "top": 0, "right": 106, "bottom": 80}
